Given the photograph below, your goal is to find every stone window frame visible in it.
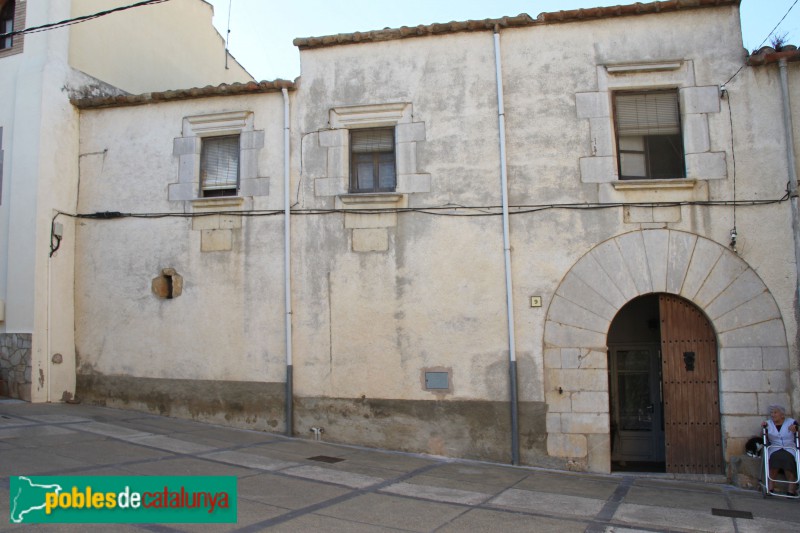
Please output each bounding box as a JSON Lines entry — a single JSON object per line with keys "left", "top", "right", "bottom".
{"left": 170, "top": 111, "right": 268, "bottom": 206}
{"left": 314, "top": 102, "right": 431, "bottom": 202}
{"left": 576, "top": 60, "right": 726, "bottom": 202}
{"left": 0, "top": 0, "right": 24, "bottom": 58}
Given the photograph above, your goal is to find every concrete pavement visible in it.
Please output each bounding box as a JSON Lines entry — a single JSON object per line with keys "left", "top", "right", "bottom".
{"left": 1, "top": 401, "right": 799, "bottom": 532}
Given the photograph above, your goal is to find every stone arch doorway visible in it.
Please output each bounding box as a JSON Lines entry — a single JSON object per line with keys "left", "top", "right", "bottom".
{"left": 608, "top": 293, "right": 722, "bottom": 474}
{"left": 544, "top": 229, "right": 789, "bottom": 474}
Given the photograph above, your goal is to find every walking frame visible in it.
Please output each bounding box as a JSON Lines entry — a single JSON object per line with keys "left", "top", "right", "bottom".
{"left": 759, "top": 421, "right": 800, "bottom": 499}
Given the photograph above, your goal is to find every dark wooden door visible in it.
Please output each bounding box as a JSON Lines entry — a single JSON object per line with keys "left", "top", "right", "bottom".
{"left": 659, "top": 294, "right": 723, "bottom": 474}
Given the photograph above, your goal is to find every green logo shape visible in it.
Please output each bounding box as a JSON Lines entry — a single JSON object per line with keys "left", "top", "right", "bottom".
{"left": 9, "top": 476, "right": 237, "bottom": 524}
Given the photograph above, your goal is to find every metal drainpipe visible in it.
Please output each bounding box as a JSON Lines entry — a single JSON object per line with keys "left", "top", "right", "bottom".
{"left": 778, "top": 59, "right": 800, "bottom": 306}
{"left": 493, "top": 26, "right": 520, "bottom": 466}
{"left": 282, "top": 87, "right": 293, "bottom": 437}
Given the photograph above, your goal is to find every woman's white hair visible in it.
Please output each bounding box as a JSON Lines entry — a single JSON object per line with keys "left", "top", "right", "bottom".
{"left": 768, "top": 404, "right": 787, "bottom": 416}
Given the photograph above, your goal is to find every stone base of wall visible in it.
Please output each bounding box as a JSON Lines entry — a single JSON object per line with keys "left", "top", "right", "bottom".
{"left": 76, "top": 374, "right": 286, "bottom": 431}
{"left": 76, "top": 373, "right": 553, "bottom": 468}
{"left": 730, "top": 455, "right": 763, "bottom": 490}
{"left": 295, "top": 397, "right": 554, "bottom": 467}
{"left": 0, "top": 333, "right": 32, "bottom": 401}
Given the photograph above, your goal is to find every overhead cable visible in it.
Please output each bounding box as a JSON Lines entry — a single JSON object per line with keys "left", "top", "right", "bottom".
{"left": 723, "top": 0, "right": 800, "bottom": 87}
{"left": 0, "top": 0, "right": 171, "bottom": 39}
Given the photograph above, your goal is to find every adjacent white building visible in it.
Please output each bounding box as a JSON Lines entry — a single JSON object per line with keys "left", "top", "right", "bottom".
{"left": 0, "top": 0, "right": 252, "bottom": 401}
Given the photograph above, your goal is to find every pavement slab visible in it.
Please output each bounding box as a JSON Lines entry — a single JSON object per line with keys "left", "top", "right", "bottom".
{"left": 379, "top": 481, "right": 490, "bottom": 505}
{"left": 238, "top": 473, "right": 350, "bottom": 510}
{"left": 612, "top": 502, "right": 735, "bottom": 532}
{"left": 315, "top": 492, "right": 465, "bottom": 531}
{"left": 200, "top": 450, "right": 297, "bottom": 471}
{"left": 282, "top": 465, "right": 384, "bottom": 489}
{"left": 116, "top": 456, "right": 255, "bottom": 477}
{"left": 623, "top": 484, "right": 729, "bottom": 511}
{"left": 514, "top": 471, "right": 621, "bottom": 500}
{"left": 437, "top": 507, "right": 588, "bottom": 533}
{"left": 260, "top": 512, "right": 401, "bottom": 533}
{"left": 0, "top": 425, "right": 77, "bottom": 440}
{"left": 420, "top": 462, "right": 529, "bottom": 491}
{"left": 489, "top": 487, "right": 607, "bottom": 518}
{"left": 2, "top": 402, "right": 800, "bottom": 532}
{"left": 120, "top": 433, "right": 217, "bottom": 454}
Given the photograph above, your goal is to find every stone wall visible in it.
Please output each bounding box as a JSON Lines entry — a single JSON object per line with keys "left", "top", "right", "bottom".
{"left": 544, "top": 229, "right": 790, "bottom": 474}
{"left": 295, "top": 397, "right": 552, "bottom": 466}
{"left": 76, "top": 374, "right": 285, "bottom": 431}
{"left": 0, "top": 333, "right": 32, "bottom": 400}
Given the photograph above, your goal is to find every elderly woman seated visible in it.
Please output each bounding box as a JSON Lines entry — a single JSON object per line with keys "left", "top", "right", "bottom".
{"left": 763, "top": 404, "right": 798, "bottom": 496}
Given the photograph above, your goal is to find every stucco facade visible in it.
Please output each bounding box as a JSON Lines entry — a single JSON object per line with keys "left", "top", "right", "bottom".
{"left": 68, "top": 0, "right": 252, "bottom": 94}
{"left": 15, "top": 0, "right": 800, "bottom": 480}
{"left": 0, "top": 0, "right": 252, "bottom": 401}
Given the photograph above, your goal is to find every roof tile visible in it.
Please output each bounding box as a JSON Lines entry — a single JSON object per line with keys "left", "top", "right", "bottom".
{"left": 293, "top": 0, "right": 739, "bottom": 50}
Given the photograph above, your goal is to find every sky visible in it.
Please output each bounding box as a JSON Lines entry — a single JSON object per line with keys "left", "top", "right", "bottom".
{"left": 203, "top": 0, "right": 800, "bottom": 82}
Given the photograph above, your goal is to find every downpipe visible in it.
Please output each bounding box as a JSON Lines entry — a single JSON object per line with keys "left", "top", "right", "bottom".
{"left": 778, "top": 59, "right": 800, "bottom": 308}
{"left": 493, "top": 27, "right": 520, "bottom": 466}
{"left": 282, "top": 87, "right": 293, "bottom": 437}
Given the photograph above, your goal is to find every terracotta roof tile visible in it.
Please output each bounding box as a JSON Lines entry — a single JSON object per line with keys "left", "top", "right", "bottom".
{"left": 293, "top": 0, "right": 740, "bottom": 50}
{"left": 747, "top": 45, "right": 800, "bottom": 66}
{"left": 72, "top": 79, "right": 296, "bottom": 109}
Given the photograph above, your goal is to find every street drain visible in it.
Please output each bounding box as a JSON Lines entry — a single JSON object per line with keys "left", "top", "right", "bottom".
{"left": 307, "top": 455, "right": 344, "bottom": 464}
{"left": 711, "top": 509, "right": 753, "bottom": 519}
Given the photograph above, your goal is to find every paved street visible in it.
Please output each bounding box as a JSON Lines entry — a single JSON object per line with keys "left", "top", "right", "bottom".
{"left": 1, "top": 401, "right": 799, "bottom": 532}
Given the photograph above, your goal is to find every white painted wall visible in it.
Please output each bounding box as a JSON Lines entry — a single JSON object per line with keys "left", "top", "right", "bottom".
{"left": 68, "top": 3, "right": 800, "bottom": 470}
{"left": 75, "top": 94, "right": 288, "bottom": 383}
{"left": 0, "top": 0, "right": 261, "bottom": 402}
{"left": 69, "top": 0, "right": 253, "bottom": 93}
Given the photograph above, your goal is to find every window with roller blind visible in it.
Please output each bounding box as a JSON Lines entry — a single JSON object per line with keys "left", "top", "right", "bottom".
{"left": 200, "top": 135, "right": 240, "bottom": 197}
{"left": 349, "top": 128, "right": 396, "bottom": 193}
{"left": 614, "top": 90, "right": 685, "bottom": 180}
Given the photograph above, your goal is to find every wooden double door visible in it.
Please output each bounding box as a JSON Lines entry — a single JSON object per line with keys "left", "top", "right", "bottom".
{"left": 609, "top": 294, "right": 723, "bottom": 474}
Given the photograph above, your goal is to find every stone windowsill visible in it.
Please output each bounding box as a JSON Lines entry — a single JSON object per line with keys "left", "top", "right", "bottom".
{"left": 337, "top": 193, "right": 407, "bottom": 210}
{"left": 600, "top": 178, "right": 707, "bottom": 204}
{"left": 339, "top": 193, "right": 404, "bottom": 204}
{"left": 190, "top": 196, "right": 246, "bottom": 210}
{"left": 612, "top": 178, "right": 697, "bottom": 191}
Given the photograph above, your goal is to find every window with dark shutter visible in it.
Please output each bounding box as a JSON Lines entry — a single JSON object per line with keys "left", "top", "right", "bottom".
{"left": 350, "top": 128, "right": 396, "bottom": 192}
{"left": 614, "top": 90, "right": 685, "bottom": 180}
{"left": 0, "top": 1, "right": 14, "bottom": 50}
{"left": 200, "top": 135, "right": 239, "bottom": 197}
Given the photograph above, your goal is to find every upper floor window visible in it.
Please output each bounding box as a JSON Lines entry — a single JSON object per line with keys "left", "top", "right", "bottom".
{"left": 200, "top": 134, "right": 239, "bottom": 197}
{"left": 614, "top": 90, "right": 684, "bottom": 180}
{"left": 350, "top": 127, "right": 396, "bottom": 192}
{"left": 0, "top": 1, "right": 14, "bottom": 50}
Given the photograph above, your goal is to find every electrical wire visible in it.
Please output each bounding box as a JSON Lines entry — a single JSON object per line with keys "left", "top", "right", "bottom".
{"left": 723, "top": 0, "right": 800, "bottom": 87}
{"left": 754, "top": 0, "right": 799, "bottom": 51}
{"left": 0, "top": 0, "right": 171, "bottom": 39}
{"left": 49, "top": 195, "right": 790, "bottom": 256}
{"left": 224, "top": 0, "right": 233, "bottom": 70}
{"left": 726, "top": 89, "right": 738, "bottom": 249}
{"left": 52, "top": 196, "right": 790, "bottom": 221}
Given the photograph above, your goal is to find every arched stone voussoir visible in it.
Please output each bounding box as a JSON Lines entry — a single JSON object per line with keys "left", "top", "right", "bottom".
{"left": 545, "top": 229, "right": 784, "bottom": 354}
{"left": 555, "top": 271, "right": 618, "bottom": 322}
{"left": 548, "top": 294, "right": 612, "bottom": 334}
{"left": 543, "top": 229, "right": 788, "bottom": 474}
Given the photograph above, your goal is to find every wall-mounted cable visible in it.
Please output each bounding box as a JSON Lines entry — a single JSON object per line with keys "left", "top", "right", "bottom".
{"left": 0, "top": 0, "right": 171, "bottom": 40}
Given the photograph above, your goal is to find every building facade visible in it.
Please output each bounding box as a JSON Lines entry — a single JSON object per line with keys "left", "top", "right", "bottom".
{"left": 0, "top": 0, "right": 252, "bottom": 402}
{"left": 17, "top": 0, "right": 800, "bottom": 479}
